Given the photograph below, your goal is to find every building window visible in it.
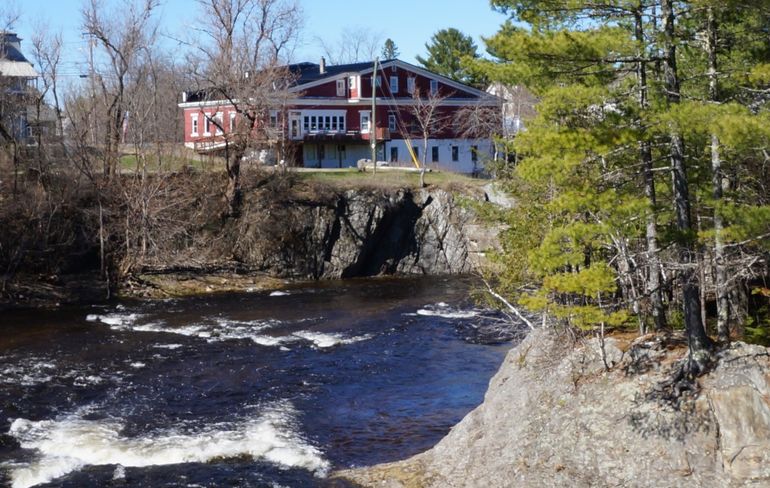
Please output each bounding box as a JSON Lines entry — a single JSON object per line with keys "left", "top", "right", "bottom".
{"left": 325, "top": 116, "right": 331, "bottom": 131}
{"left": 332, "top": 116, "right": 338, "bottom": 131}
{"left": 336, "top": 79, "right": 346, "bottom": 96}
{"left": 303, "top": 116, "right": 309, "bottom": 132}
{"left": 269, "top": 113, "right": 278, "bottom": 128}
{"left": 390, "top": 146, "right": 398, "bottom": 162}
{"left": 432, "top": 146, "right": 439, "bottom": 163}
{"left": 388, "top": 114, "right": 397, "bottom": 132}
{"left": 451, "top": 145, "right": 459, "bottom": 162}
{"left": 191, "top": 113, "right": 199, "bottom": 136}
{"left": 412, "top": 146, "right": 419, "bottom": 159}
{"left": 311, "top": 116, "right": 317, "bottom": 131}
{"left": 230, "top": 112, "right": 237, "bottom": 132}
{"left": 360, "top": 112, "right": 371, "bottom": 133}
{"left": 390, "top": 75, "right": 398, "bottom": 93}
{"left": 204, "top": 114, "right": 212, "bottom": 135}
{"left": 430, "top": 80, "right": 438, "bottom": 95}
{"left": 471, "top": 145, "right": 478, "bottom": 162}
{"left": 407, "top": 77, "right": 415, "bottom": 94}
{"left": 339, "top": 115, "right": 346, "bottom": 131}
{"left": 371, "top": 75, "right": 381, "bottom": 88}
{"left": 215, "top": 112, "right": 224, "bottom": 135}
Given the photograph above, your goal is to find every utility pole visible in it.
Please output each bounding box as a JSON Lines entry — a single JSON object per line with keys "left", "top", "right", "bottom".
{"left": 371, "top": 57, "right": 378, "bottom": 175}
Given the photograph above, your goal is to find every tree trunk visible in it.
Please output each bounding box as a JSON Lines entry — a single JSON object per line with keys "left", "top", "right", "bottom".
{"left": 706, "top": 6, "right": 730, "bottom": 342}
{"left": 635, "top": 4, "right": 667, "bottom": 331}
{"left": 661, "top": 0, "right": 713, "bottom": 361}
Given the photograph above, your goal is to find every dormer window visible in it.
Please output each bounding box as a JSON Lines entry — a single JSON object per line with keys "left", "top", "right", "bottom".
{"left": 336, "top": 79, "right": 345, "bottom": 96}
{"left": 390, "top": 76, "right": 398, "bottom": 94}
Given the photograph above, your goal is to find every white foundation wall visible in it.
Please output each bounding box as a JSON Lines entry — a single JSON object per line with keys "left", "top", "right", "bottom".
{"left": 302, "top": 144, "right": 380, "bottom": 168}
{"left": 384, "top": 139, "right": 492, "bottom": 174}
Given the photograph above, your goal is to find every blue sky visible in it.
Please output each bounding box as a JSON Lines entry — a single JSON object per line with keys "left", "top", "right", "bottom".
{"left": 11, "top": 0, "right": 509, "bottom": 79}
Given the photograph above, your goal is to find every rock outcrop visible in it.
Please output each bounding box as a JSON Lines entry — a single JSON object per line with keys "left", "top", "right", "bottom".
{"left": 231, "top": 187, "right": 485, "bottom": 280}
{"left": 338, "top": 329, "right": 770, "bottom": 487}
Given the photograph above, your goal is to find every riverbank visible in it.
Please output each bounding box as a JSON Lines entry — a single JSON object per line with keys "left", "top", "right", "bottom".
{"left": 336, "top": 328, "right": 770, "bottom": 487}
{"left": 1, "top": 170, "right": 504, "bottom": 310}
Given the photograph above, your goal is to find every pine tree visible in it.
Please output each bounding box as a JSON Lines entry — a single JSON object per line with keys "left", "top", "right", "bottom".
{"left": 478, "top": 0, "right": 770, "bottom": 372}
{"left": 381, "top": 38, "right": 399, "bottom": 60}
{"left": 416, "top": 28, "right": 486, "bottom": 87}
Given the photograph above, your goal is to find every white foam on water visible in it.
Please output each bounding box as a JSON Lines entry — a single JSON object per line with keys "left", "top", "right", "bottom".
{"left": 86, "top": 313, "right": 144, "bottom": 329}
{"left": 6, "top": 403, "right": 329, "bottom": 488}
{"left": 269, "top": 291, "right": 290, "bottom": 297}
{"left": 291, "top": 331, "right": 372, "bottom": 349}
{"left": 414, "top": 303, "right": 480, "bottom": 319}
{"left": 153, "top": 344, "right": 183, "bottom": 350}
{"left": 129, "top": 362, "right": 146, "bottom": 369}
{"left": 0, "top": 360, "right": 56, "bottom": 386}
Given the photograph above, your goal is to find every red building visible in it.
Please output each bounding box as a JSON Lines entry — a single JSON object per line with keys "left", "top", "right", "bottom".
{"left": 179, "top": 59, "right": 499, "bottom": 173}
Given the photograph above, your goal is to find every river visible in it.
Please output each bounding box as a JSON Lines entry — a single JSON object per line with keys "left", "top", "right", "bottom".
{"left": 0, "top": 276, "right": 522, "bottom": 487}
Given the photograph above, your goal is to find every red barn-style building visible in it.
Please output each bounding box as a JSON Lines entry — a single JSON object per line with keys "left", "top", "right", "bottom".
{"left": 179, "top": 59, "right": 499, "bottom": 174}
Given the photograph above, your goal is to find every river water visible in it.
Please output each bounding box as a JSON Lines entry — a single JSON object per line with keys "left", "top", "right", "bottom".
{"left": 0, "top": 276, "right": 522, "bottom": 487}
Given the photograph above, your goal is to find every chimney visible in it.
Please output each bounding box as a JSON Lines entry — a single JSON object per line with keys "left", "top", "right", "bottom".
{"left": 1, "top": 32, "right": 22, "bottom": 51}
{"left": 320, "top": 57, "right": 326, "bottom": 74}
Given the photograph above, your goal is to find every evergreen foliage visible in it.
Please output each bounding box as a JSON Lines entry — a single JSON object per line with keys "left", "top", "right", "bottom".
{"left": 479, "top": 0, "right": 770, "bottom": 358}
{"left": 416, "top": 28, "right": 486, "bottom": 87}
{"left": 381, "top": 38, "right": 399, "bottom": 60}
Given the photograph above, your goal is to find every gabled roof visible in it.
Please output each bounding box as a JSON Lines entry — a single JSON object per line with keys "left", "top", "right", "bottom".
{"left": 0, "top": 32, "right": 38, "bottom": 78}
{"left": 181, "top": 58, "right": 499, "bottom": 106}
{"left": 288, "top": 61, "right": 374, "bottom": 85}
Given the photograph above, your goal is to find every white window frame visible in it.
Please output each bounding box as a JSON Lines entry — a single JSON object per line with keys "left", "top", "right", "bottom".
{"left": 336, "top": 79, "right": 346, "bottom": 96}
{"left": 229, "top": 112, "right": 236, "bottom": 132}
{"left": 191, "top": 113, "right": 199, "bottom": 136}
{"left": 203, "top": 113, "right": 212, "bottom": 136}
{"left": 390, "top": 75, "right": 398, "bottom": 94}
{"left": 388, "top": 114, "right": 397, "bottom": 132}
{"left": 430, "top": 80, "right": 438, "bottom": 95}
{"left": 407, "top": 77, "right": 415, "bottom": 95}
{"left": 360, "top": 111, "right": 371, "bottom": 133}
{"left": 349, "top": 76, "right": 357, "bottom": 89}
{"left": 215, "top": 112, "right": 224, "bottom": 135}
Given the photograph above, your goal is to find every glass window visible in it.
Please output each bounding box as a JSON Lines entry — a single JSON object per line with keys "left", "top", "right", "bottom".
{"left": 451, "top": 145, "right": 459, "bottom": 161}
{"left": 325, "top": 116, "right": 331, "bottom": 130}
{"left": 390, "top": 146, "right": 398, "bottom": 162}
{"left": 340, "top": 116, "right": 346, "bottom": 131}
{"left": 191, "top": 114, "right": 199, "bottom": 135}
{"left": 407, "top": 77, "right": 415, "bottom": 94}
{"left": 430, "top": 80, "right": 438, "bottom": 95}
{"left": 311, "top": 116, "right": 317, "bottom": 131}
{"left": 432, "top": 146, "right": 439, "bottom": 163}
{"left": 230, "top": 112, "right": 237, "bottom": 132}
{"left": 336, "top": 79, "right": 345, "bottom": 96}
{"left": 303, "top": 116, "right": 309, "bottom": 131}
{"left": 332, "top": 116, "right": 338, "bottom": 131}
{"left": 471, "top": 145, "right": 478, "bottom": 162}
{"left": 388, "top": 114, "right": 397, "bottom": 132}
{"left": 390, "top": 76, "right": 398, "bottom": 93}
{"left": 413, "top": 146, "right": 419, "bottom": 159}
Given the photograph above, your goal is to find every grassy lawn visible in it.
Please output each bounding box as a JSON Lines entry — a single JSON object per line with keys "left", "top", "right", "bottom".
{"left": 119, "top": 153, "right": 210, "bottom": 173}
{"left": 295, "top": 168, "right": 488, "bottom": 192}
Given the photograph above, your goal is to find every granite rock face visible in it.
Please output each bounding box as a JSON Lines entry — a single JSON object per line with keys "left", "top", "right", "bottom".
{"left": 234, "top": 188, "right": 483, "bottom": 279}
{"left": 339, "top": 329, "right": 770, "bottom": 488}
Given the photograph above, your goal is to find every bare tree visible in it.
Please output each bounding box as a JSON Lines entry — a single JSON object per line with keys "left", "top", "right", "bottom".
{"left": 410, "top": 87, "right": 448, "bottom": 187}
{"left": 188, "top": 0, "right": 301, "bottom": 217}
{"left": 80, "top": 0, "right": 160, "bottom": 178}
{"left": 316, "top": 27, "right": 383, "bottom": 65}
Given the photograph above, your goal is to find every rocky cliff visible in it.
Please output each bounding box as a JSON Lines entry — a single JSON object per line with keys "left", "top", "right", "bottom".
{"left": 233, "top": 187, "right": 478, "bottom": 279}
{"left": 338, "top": 329, "right": 770, "bottom": 487}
